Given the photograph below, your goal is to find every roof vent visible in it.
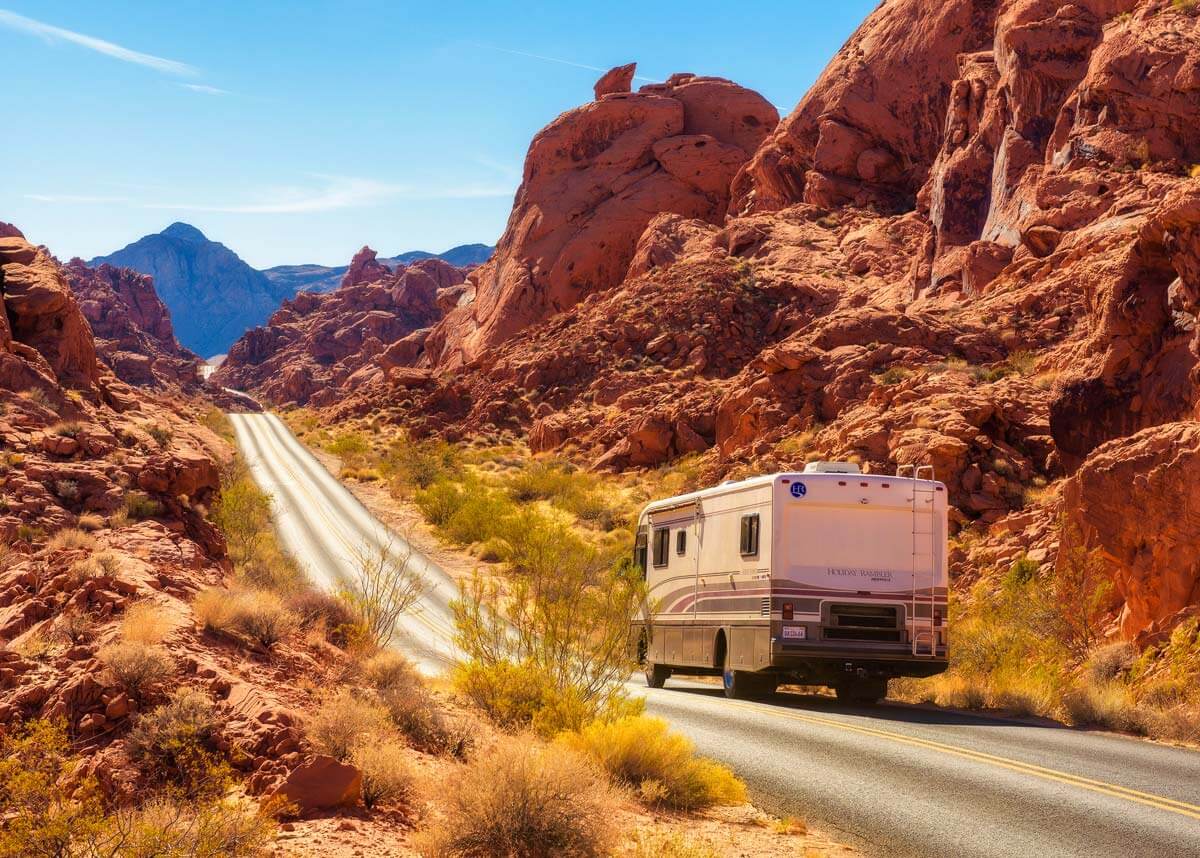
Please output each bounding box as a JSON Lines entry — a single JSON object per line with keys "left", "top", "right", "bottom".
{"left": 802, "top": 461, "right": 862, "bottom": 474}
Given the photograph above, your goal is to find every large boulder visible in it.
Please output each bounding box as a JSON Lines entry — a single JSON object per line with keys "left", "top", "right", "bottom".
{"left": 423, "top": 70, "right": 778, "bottom": 368}
{"left": 1060, "top": 422, "right": 1200, "bottom": 639}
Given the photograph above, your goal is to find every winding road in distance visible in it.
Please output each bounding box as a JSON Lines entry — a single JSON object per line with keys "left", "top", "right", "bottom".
{"left": 230, "top": 411, "right": 1200, "bottom": 858}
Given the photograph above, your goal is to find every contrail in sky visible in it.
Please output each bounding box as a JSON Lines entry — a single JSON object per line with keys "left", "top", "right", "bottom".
{"left": 0, "top": 8, "right": 196, "bottom": 75}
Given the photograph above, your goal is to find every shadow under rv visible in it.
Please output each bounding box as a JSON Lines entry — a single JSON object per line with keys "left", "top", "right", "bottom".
{"left": 633, "top": 462, "right": 949, "bottom": 703}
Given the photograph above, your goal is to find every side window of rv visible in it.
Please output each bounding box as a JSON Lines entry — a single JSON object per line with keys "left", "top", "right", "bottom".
{"left": 740, "top": 514, "right": 760, "bottom": 556}
{"left": 676, "top": 530, "right": 686, "bottom": 555}
{"left": 652, "top": 528, "right": 670, "bottom": 567}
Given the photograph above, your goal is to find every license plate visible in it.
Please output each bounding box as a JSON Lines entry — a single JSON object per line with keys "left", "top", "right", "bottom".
{"left": 781, "top": 625, "right": 807, "bottom": 640}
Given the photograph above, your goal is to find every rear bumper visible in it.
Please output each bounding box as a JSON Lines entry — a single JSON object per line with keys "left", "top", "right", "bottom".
{"left": 768, "top": 642, "right": 948, "bottom": 681}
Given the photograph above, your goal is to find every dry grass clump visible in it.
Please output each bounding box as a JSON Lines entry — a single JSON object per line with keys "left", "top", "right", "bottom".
{"left": 306, "top": 690, "right": 392, "bottom": 762}
{"left": 45, "top": 527, "right": 95, "bottom": 552}
{"left": 561, "top": 716, "right": 746, "bottom": 811}
{"left": 194, "top": 587, "right": 296, "bottom": 649}
{"left": 627, "top": 831, "right": 722, "bottom": 858}
{"left": 360, "top": 652, "right": 460, "bottom": 753}
{"left": 288, "top": 588, "right": 361, "bottom": 644}
{"left": 1063, "top": 682, "right": 1147, "bottom": 734}
{"left": 99, "top": 640, "right": 174, "bottom": 700}
{"left": 120, "top": 600, "right": 172, "bottom": 645}
{"left": 125, "top": 491, "right": 164, "bottom": 521}
{"left": 351, "top": 739, "right": 413, "bottom": 809}
{"left": 419, "top": 737, "right": 617, "bottom": 858}
{"left": 1085, "top": 641, "right": 1135, "bottom": 684}
{"left": 113, "top": 795, "right": 276, "bottom": 856}
{"left": 127, "top": 689, "right": 225, "bottom": 795}
{"left": 52, "top": 607, "right": 97, "bottom": 645}
{"left": 76, "top": 512, "right": 105, "bottom": 532}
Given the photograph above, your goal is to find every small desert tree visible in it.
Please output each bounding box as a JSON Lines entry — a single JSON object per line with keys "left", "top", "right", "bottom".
{"left": 340, "top": 536, "right": 426, "bottom": 648}
{"left": 1054, "top": 517, "right": 1113, "bottom": 660}
{"left": 452, "top": 514, "right": 646, "bottom": 734}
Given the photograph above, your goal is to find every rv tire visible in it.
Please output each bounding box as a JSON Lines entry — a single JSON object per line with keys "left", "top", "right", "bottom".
{"left": 835, "top": 679, "right": 888, "bottom": 705}
{"left": 644, "top": 662, "right": 671, "bottom": 689}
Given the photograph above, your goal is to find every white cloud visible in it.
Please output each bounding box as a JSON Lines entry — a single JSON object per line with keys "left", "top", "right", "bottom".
{"left": 141, "top": 175, "right": 512, "bottom": 215}
{"left": 0, "top": 9, "right": 196, "bottom": 75}
{"left": 25, "top": 193, "right": 129, "bottom": 203}
{"left": 180, "top": 83, "right": 229, "bottom": 95}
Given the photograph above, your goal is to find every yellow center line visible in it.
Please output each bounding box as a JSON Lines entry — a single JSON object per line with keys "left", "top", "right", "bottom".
{"left": 717, "top": 697, "right": 1200, "bottom": 821}
{"left": 244, "top": 418, "right": 455, "bottom": 645}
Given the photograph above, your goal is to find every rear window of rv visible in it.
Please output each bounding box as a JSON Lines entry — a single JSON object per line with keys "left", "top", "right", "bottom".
{"left": 652, "top": 528, "right": 670, "bottom": 567}
{"left": 676, "top": 530, "right": 686, "bottom": 555}
{"left": 740, "top": 514, "right": 760, "bottom": 556}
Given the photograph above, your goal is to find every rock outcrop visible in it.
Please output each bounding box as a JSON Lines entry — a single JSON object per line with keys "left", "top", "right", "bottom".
{"left": 420, "top": 72, "right": 779, "bottom": 368}
{"left": 64, "top": 259, "right": 201, "bottom": 388}
{"left": 216, "top": 256, "right": 466, "bottom": 406}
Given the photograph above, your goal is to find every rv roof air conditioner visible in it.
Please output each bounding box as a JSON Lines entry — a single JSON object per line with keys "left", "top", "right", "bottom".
{"left": 802, "top": 461, "right": 862, "bottom": 474}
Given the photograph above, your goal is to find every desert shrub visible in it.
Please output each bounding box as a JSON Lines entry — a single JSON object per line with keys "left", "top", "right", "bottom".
{"left": 0, "top": 719, "right": 109, "bottom": 858}
{"left": 52, "top": 420, "right": 83, "bottom": 439}
{"left": 506, "top": 459, "right": 581, "bottom": 503}
{"left": 1053, "top": 520, "right": 1112, "bottom": 658}
{"left": 1005, "top": 350, "right": 1037, "bottom": 376}
{"left": 147, "top": 424, "right": 173, "bottom": 448}
{"left": 54, "top": 479, "right": 80, "bottom": 501}
{"left": 1142, "top": 705, "right": 1200, "bottom": 744}
{"left": 873, "top": 366, "right": 911, "bottom": 386}
{"left": 200, "top": 407, "right": 234, "bottom": 441}
{"left": 234, "top": 541, "right": 306, "bottom": 594}
{"left": 194, "top": 587, "right": 296, "bottom": 649}
{"left": 127, "top": 689, "right": 227, "bottom": 796}
{"left": 125, "top": 491, "right": 164, "bottom": 520}
{"left": 628, "top": 831, "right": 722, "bottom": 858}
{"left": 414, "top": 478, "right": 467, "bottom": 527}
{"left": 76, "top": 512, "right": 104, "bottom": 531}
{"left": 46, "top": 527, "right": 95, "bottom": 552}
{"left": 211, "top": 463, "right": 272, "bottom": 562}
{"left": 1063, "top": 681, "right": 1146, "bottom": 734}
{"left": 383, "top": 435, "right": 462, "bottom": 492}
{"left": 287, "top": 588, "right": 361, "bottom": 644}
{"left": 440, "top": 486, "right": 514, "bottom": 547}
{"left": 1085, "top": 641, "right": 1135, "bottom": 685}
{"left": 120, "top": 600, "right": 172, "bottom": 645}
{"left": 109, "top": 795, "right": 275, "bottom": 857}
{"left": 351, "top": 739, "right": 412, "bottom": 810}
{"left": 361, "top": 649, "right": 420, "bottom": 691}
{"left": 420, "top": 737, "right": 616, "bottom": 858}
{"left": 1138, "top": 677, "right": 1191, "bottom": 709}
{"left": 16, "top": 524, "right": 46, "bottom": 544}
{"left": 99, "top": 641, "right": 174, "bottom": 700}
{"left": 340, "top": 538, "right": 425, "bottom": 648}
{"left": 327, "top": 432, "right": 371, "bottom": 466}
{"left": 306, "top": 690, "right": 392, "bottom": 761}
{"left": 931, "top": 674, "right": 988, "bottom": 710}
{"left": 53, "top": 607, "right": 96, "bottom": 645}
{"left": 562, "top": 716, "right": 746, "bottom": 811}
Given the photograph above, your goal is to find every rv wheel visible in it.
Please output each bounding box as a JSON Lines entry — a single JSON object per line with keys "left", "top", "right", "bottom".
{"left": 835, "top": 679, "right": 888, "bottom": 705}
{"left": 644, "top": 662, "right": 671, "bottom": 689}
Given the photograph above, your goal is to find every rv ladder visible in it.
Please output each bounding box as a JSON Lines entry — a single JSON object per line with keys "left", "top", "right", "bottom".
{"left": 897, "top": 464, "right": 938, "bottom": 657}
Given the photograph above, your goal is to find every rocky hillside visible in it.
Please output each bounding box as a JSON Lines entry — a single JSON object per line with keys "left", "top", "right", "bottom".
{"left": 64, "top": 258, "right": 201, "bottom": 389}
{"left": 214, "top": 249, "right": 467, "bottom": 407}
{"left": 261, "top": 243, "right": 494, "bottom": 294}
{"left": 220, "top": 1, "right": 1199, "bottom": 645}
{"left": 91, "top": 223, "right": 292, "bottom": 359}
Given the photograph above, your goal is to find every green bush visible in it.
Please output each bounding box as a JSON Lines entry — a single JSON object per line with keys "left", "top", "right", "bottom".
{"left": 127, "top": 689, "right": 227, "bottom": 797}
{"left": 125, "top": 491, "right": 164, "bottom": 521}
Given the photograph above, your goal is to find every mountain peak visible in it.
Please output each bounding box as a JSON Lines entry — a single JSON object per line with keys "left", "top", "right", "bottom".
{"left": 160, "top": 222, "right": 208, "bottom": 242}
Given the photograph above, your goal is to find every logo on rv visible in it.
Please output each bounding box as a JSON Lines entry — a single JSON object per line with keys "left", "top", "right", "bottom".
{"left": 790, "top": 481, "right": 807, "bottom": 498}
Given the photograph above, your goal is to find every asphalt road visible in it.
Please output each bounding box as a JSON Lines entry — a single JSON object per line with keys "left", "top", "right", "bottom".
{"left": 231, "top": 412, "right": 1200, "bottom": 857}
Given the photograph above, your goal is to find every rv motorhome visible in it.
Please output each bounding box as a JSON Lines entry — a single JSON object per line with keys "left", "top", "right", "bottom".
{"left": 633, "top": 462, "right": 948, "bottom": 702}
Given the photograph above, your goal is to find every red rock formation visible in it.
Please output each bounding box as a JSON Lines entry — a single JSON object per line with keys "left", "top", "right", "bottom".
{"left": 64, "top": 259, "right": 200, "bottom": 388}
{"left": 421, "top": 72, "right": 779, "bottom": 368}
{"left": 216, "top": 257, "right": 465, "bottom": 406}
{"left": 594, "top": 63, "right": 636, "bottom": 98}
{"left": 340, "top": 245, "right": 392, "bottom": 289}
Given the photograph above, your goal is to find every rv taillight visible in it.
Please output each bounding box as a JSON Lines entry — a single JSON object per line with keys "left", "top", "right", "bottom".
{"left": 782, "top": 602, "right": 794, "bottom": 620}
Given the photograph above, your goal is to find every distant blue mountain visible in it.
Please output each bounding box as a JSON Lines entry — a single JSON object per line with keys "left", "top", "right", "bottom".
{"left": 261, "top": 243, "right": 494, "bottom": 294}
{"left": 92, "top": 224, "right": 494, "bottom": 358}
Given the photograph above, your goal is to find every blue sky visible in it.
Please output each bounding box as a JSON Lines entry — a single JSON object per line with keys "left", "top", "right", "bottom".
{"left": 1, "top": 1, "right": 876, "bottom": 268}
